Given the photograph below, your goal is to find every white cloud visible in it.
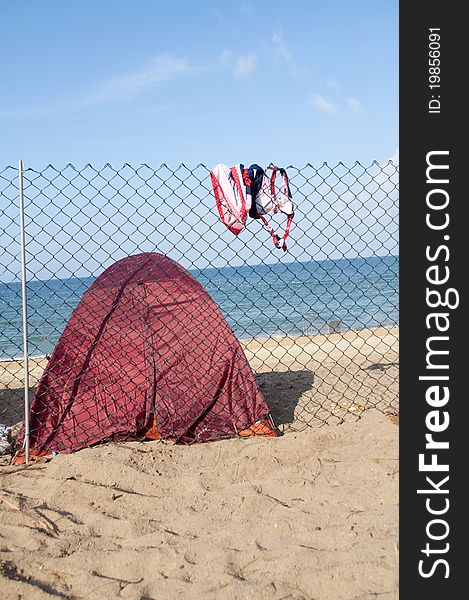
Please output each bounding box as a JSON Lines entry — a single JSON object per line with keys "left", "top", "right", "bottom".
{"left": 240, "top": 2, "right": 254, "bottom": 13}
{"left": 311, "top": 93, "right": 335, "bottom": 115}
{"left": 272, "top": 32, "right": 291, "bottom": 63}
{"left": 1, "top": 53, "right": 199, "bottom": 117}
{"left": 212, "top": 10, "right": 224, "bottom": 22}
{"left": 89, "top": 54, "right": 191, "bottom": 104}
{"left": 372, "top": 147, "right": 399, "bottom": 188}
{"left": 347, "top": 97, "right": 361, "bottom": 116}
{"left": 326, "top": 78, "right": 339, "bottom": 89}
{"left": 234, "top": 54, "right": 257, "bottom": 78}
{"left": 0, "top": 106, "right": 57, "bottom": 119}
{"left": 389, "top": 147, "right": 399, "bottom": 164}
{"left": 272, "top": 31, "right": 309, "bottom": 77}
{"left": 219, "top": 50, "right": 232, "bottom": 65}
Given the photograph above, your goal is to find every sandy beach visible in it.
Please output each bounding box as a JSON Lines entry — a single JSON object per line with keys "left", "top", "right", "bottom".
{"left": 0, "top": 327, "right": 399, "bottom": 599}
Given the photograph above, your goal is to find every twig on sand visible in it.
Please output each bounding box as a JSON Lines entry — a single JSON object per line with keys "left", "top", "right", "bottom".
{"left": 0, "top": 463, "right": 47, "bottom": 475}
{"left": 0, "top": 491, "right": 59, "bottom": 537}
{"left": 83, "top": 571, "right": 143, "bottom": 597}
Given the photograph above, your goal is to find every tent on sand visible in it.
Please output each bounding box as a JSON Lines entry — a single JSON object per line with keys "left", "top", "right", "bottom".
{"left": 14, "top": 253, "right": 275, "bottom": 462}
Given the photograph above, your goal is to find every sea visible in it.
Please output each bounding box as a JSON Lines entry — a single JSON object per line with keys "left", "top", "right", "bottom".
{"left": 0, "top": 255, "right": 398, "bottom": 361}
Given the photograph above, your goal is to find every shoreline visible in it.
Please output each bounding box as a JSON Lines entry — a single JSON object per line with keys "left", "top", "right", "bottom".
{"left": 0, "top": 324, "right": 399, "bottom": 364}
{"left": 0, "top": 353, "right": 49, "bottom": 364}
{"left": 1, "top": 326, "right": 399, "bottom": 429}
{"left": 1, "top": 325, "right": 399, "bottom": 383}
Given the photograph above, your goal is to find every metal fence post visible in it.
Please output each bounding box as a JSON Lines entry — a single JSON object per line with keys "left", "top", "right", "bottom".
{"left": 18, "top": 159, "right": 30, "bottom": 464}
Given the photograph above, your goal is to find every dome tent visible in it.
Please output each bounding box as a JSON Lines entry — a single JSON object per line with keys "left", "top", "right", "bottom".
{"left": 14, "top": 253, "right": 275, "bottom": 462}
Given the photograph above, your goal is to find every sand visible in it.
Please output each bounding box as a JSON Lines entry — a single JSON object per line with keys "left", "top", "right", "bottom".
{"left": 0, "top": 327, "right": 399, "bottom": 599}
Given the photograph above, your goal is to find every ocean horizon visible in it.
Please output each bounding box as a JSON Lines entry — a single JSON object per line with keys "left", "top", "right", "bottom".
{"left": 0, "top": 254, "right": 398, "bottom": 361}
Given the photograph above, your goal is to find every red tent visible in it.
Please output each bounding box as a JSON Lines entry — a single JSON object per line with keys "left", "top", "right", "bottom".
{"left": 15, "top": 253, "right": 274, "bottom": 461}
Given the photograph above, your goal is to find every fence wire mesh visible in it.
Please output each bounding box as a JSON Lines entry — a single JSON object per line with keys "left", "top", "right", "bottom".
{"left": 0, "top": 162, "right": 398, "bottom": 461}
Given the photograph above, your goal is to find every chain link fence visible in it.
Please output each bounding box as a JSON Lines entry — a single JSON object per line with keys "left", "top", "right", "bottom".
{"left": 1, "top": 161, "right": 398, "bottom": 461}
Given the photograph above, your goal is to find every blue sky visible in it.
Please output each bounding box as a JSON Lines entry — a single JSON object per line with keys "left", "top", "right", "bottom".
{"left": 1, "top": 0, "right": 398, "bottom": 169}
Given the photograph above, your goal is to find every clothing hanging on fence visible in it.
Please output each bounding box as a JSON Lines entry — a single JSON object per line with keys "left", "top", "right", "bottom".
{"left": 210, "top": 163, "right": 295, "bottom": 251}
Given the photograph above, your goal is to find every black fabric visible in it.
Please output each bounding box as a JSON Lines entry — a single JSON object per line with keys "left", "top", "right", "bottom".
{"left": 248, "top": 164, "right": 264, "bottom": 218}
